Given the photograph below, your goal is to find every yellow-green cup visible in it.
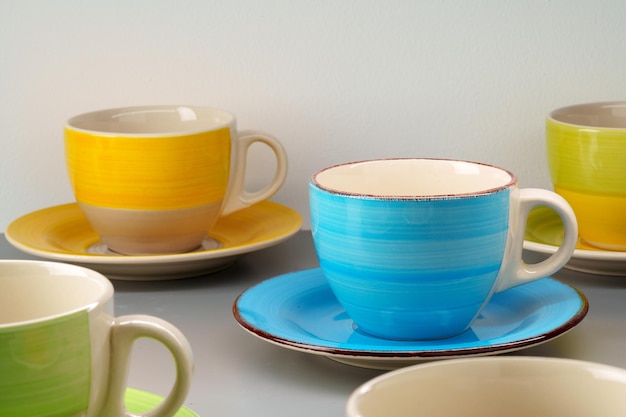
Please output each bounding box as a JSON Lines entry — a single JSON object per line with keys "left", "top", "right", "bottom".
{"left": 547, "top": 102, "right": 626, "bottom": 251}
{"left": 65, "top": 105, "right": 288, "bottom": 255}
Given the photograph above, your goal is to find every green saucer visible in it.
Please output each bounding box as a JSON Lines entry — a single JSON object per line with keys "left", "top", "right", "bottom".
{"left": 126, "top": 388, "right": 198, "bottom": 416}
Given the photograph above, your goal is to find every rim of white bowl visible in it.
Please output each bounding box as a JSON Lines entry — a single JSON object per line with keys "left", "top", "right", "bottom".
{"left": 346, "top": 356, "right": 626, "bottom": 416}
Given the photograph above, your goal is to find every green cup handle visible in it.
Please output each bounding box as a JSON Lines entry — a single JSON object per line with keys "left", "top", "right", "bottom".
{"left": 495, "top": 188, "right": 579, "bottom": 292}
{"left": 100, "top": 315, "right": 194, "bottom": 417}
{"left": 220, "top": 129, "right": 288, "bottom": 215}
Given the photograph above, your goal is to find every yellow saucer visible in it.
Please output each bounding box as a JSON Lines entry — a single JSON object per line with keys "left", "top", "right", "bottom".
{"left": 6, "top": 201, "right": 302, "bottom": 281}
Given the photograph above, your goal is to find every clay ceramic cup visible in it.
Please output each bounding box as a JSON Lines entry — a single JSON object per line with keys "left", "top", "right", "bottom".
{"left": 347, "top": 357, "right": 626, "bottom": 417}
{"left": 0, "top": 260, "right": 193, "bottom": 417}
{"left": 309, "top": 158, "right": 578, "bottom": 340}
{"left": 65, "top": 105, "right": 288, "bottom": 255}
{"left": 547, "top": 102, "right": 626, "bottom": 250}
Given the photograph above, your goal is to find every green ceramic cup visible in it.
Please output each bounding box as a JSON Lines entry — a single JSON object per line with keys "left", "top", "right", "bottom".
{"left": 0, "top": 260, "right": 194, "bottom": 417}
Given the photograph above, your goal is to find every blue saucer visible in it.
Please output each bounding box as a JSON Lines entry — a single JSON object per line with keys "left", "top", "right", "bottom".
{"left": 233, "top": 268, "right": 588, "bottom": 369}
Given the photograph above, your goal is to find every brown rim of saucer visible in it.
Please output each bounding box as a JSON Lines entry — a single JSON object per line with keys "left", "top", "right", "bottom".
{"left": 231, "top": 285, "right": 588, "bottom": 360}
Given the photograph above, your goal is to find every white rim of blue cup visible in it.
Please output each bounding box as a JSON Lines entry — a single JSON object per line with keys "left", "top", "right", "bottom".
{"left": 311, "top": 157, "right": 517, "bottom": 199}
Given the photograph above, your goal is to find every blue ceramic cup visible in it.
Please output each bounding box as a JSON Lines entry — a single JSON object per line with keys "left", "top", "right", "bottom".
{"left": 309, "top": 158, "right": 578, "bottom": 340}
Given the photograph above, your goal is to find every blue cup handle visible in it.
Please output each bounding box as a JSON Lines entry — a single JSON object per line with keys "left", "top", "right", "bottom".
{"left": 495, "top": 188, "right": 578, "bottom": 293}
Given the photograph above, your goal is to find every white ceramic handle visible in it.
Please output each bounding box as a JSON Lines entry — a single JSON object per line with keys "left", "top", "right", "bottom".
{"left": 100, "top": 315, "right": 194, "bottom": 417}
{"left": 220, "top": 130, "right": 288, "bottom": 215}
{"left": 495, "top": 188, "right": 578, "bottom": 292}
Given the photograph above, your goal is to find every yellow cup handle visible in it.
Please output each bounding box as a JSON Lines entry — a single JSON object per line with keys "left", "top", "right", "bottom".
{"left": 100, "top": 315, "right": 194, "bottom": 417}
{"left": 220, "top": 129, "right": 288, "bottom": 215}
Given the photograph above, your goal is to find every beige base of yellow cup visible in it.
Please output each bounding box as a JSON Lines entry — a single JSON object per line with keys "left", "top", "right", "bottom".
{"left": 78, "top": 202, "right": 220, "bottom": 255}
{"left": 547, "top": 102, "right": 626, "bottom": 251}
{"left": 65, "top": 106, "right": 288, "bottom": 255}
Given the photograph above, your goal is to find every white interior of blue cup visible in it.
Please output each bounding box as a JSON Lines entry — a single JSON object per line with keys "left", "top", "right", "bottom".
{"left": 313, "top": 158, "right": 514, "bottom": 197}
{"left": 66, "top": 105, "right": 234, "bottom": 135}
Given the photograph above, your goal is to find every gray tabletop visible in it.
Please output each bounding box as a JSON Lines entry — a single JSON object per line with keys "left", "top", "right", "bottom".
{"left": 2, "top": 231, "right": 625, "bottom": 416}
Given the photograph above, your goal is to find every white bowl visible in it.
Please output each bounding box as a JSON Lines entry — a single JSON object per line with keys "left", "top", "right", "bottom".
{"left": 347, "top": 356, "right": 626, "bottom": 417}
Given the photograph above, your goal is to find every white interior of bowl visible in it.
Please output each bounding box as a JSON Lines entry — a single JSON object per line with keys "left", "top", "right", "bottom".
{"left": 313, "top": 158, "right": 514, "bottom": 197}
{"left": 347, "top": 357, "right": 626, "bottom": 417}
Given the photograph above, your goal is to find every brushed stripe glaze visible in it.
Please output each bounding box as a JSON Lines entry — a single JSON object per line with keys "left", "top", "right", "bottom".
{"left": 546, "top": 102, "right": 626, "bottom": 249}
{"left": 546, "top": 119, "right": 626, "bottom": 194}
{"left": 310, "top": 181, "right": 510, "bottom": 340}
{"left": 0, "top": 310, "right": 90, "bottom": 416}
{"left": 65, "top": 128, "right": 231, "bottom": 209}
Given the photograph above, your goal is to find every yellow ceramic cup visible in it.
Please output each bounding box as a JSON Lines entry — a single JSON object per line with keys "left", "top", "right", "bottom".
{"left": 546, "top": 102, "right": 626, "bottom": 250}
{"left": 65, "top": 105, "right": 288, "bottom": 255}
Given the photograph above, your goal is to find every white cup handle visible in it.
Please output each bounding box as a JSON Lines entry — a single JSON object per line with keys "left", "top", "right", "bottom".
{"left": 100, "top": 315, "right": 194, "bottom": 417}
{"left": 220, "top": 130, "right": 288, "bottom": 215}
{"left": 494, "top": 188, "right": 578, "bottom": 292}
